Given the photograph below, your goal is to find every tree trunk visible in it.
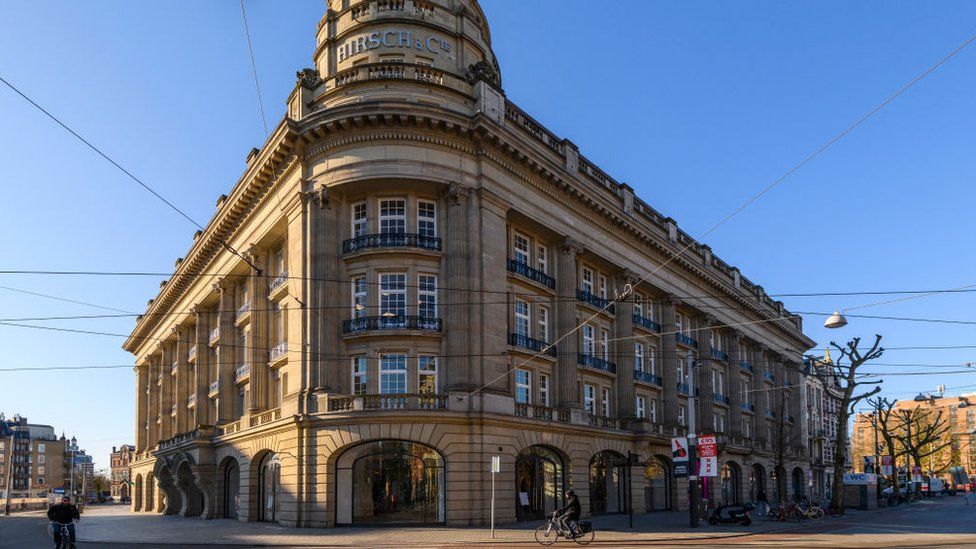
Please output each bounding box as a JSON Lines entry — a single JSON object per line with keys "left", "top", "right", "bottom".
{"left": 829, "top": 402, "right": 850, "bottom": 509}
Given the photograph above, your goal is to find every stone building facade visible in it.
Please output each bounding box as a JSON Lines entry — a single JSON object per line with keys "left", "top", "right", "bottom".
{"left": 125, "top": 0, "right": 816, "bottom": 526}
{"left": 0, "top": 414, "right": 68, "bottom": 509}
{"left": 110, "top": 444, "right": 135, "bottom": 502}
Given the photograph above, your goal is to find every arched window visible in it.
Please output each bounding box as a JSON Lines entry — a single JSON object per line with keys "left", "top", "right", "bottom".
{"left": 721, "top": 462, "right": 740, "bottom": 505}
{"left": 644, "top": 456, "right": 672, "bottom": 511}
{"left": 589, "top": 450, "right": 626, "bottom": 515}
{"left": 258, "top": 453, "right": 280, "bottom": 522}
{"left": 516, "top": 446, "right": 564, "bottom": 521}
{"left": 146, "top": 472, "right": 155, "bottom": 512}
{"left": 133, "top": 474, "right": 143, "bottom": 512}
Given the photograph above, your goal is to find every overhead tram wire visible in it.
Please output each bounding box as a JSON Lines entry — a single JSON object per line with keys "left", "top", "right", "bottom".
{"left": 239, "top": 0, "right": 269, "bottom": 138}
{"left": 459, "top": 28, "right": 976, "bottom": 402}
{"left": 0, "top": 284, "right": 137, "bottom": 314}
{"left": 0, "top": 76, "right": 260, "bottom": 274}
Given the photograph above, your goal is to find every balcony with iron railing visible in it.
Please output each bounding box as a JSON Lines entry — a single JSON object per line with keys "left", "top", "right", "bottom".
{"left": 235, "top": 302, "right": 251, "bottom": 323}
{"left": 632, "top": 314, "right": 661, "bottom": 333}
{"left": 578, "top": 354, "right": 616, "bottom": 374}
{"left": 513, "top": 403, "right": 571, "bottom": 423}
{"left": 268, "top": 271, "right": 288, "bottom": 295}
{"left": 326, "top": 393, "right": 448, "bottom": 412}
{"left": 170, "top": 405, "right": 177, "bottom": 417}
{"left": 634, "top": 370, "right": 663, "bottom": 386}
{"left": 235, "top": 364, "right": 250, "bottom": 383}
{"left": 741, "top": 402, "right": 755, "bottom": 413}
{"left": 712, "top": 393, "right": 730, "bottom": 406}
{"left": 186, "top": 394, "right": 196, "bottom": 408}
{"left": 269, "top": 342, "right": 288, "bottom": 362}
{"left": 170, "top": 361, "right": 178, "bottom": 375}
{"left": 763, "top": 370, "right": 776, "bottom": 383}
{"left": 342, "top": 315, "right": 442, "bottom": 334}
{"left": 765, "top": 409, "right": 776, "bottom": 419}
{"left": 209, "top": 326, "right": 220, "bottom": 345}
{"left": 506, "top": 259, "right": 555, "bottom": 289}
{"left": 576, "top": 290, "right": 615, "bottom": 314}
{"left": 187, "top": 345, "right": 197, "bottom": 362}
{"left": 676, "top": 333, "right": 697, "bottom": 347}
{"left": 587, "top": 414, "right": 619, "bottom": 430}
{"left": 342, "top": 232, "right": 441, "bottom": 255}
{"left": 740, "top": 361, "right": 753, "bottom": 373}
{"left": 677, "top": 382, "right": 691, "bottom": 396}
{"left": 208, "top": 380, "right": 220, "bottom": 397}
{"left": 711, "top": 348, "right": 728, "bottom": 362}
{"left": 508, "top": 332, "right": 556, "bottom": 357}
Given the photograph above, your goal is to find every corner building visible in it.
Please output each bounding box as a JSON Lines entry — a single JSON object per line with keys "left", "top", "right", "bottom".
{"left": 126, "top": 0, "right": 816, "bottom": 526}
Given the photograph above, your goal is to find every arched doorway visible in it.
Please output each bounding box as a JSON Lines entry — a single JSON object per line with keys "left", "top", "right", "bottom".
{"left": 721, "top": 462, "right": 740, "bottom": 505}
{"left": 645, "top": 455, "right": 672, "bottom": 511}
{"left": 336, "top": 440, "right": 445, "bottom": 525}
{"left": 589, "top": 451, "right": 626, "bottom": 515}
{"left": 133, "top": 474, "right": 143, "bottom": 511}
{"left": 749, "top": 464, "right": 766, "bottom": 502}
{"left": 120, "top": 483, "right": 130, "bottom": 502}
{"left": 792, "top": 467, "right": 805, "bottom": 500}
{"left": 176, "top": 461, "right": 203, "bottom": 517}
{"left": 516, "top": 445, "right": 564, "bottom": 522}
{"left": 258, "top": 453, "right": 280, "bottom": 523}
{"left": 145, "top": 472, "right": 155, "bottom": 512}
{"left": 772, "top": 466, "right": 786, "bottom": 503}
{"left": 223, "top": 459, "right": 240, "bottom": 519}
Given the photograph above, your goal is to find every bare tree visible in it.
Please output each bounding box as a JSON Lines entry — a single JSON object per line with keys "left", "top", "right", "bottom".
{"left": 809, "top": 335, "right": 884, "bottom": 510}
{"left": 866, "top": 397, "right": 904, "bottom": 496}
{"left": 896, "top": 406, "right": 952, "bottom": 472}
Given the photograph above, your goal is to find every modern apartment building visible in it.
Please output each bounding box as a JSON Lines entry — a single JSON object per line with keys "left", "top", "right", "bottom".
{"left": 0, "top": 414, "right": 68, "bottom": 509}
{"left": 110, "top": 444, "right": 135, "bottom": 502}
{"left": 125, "top": 0, "right": 816, "bottom": 526}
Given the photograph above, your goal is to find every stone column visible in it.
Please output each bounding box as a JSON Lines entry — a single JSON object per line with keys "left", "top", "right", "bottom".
{"left": 304, "top": 184, "right": 340, "bottom": 393}
{"left": 247, "top": 251, "right": 269, "bottom": 412}
{"left": 193, "top": 308, "right": 209, "bottom": 426}
{"left": 555, "top": 237, "right": 581, "bottom": 410}
{"left": 613, "top": 271, "right": 636, "bottom": 418}
{"left": 696, "top": 316, "right": 714, "bottom": 431}
{"left": 146, "top": 357, "right": 159, "bottom": 449}
{"left": 159, "top": 344, "right": 173, "bottom": 440}
{"left": 727, "top": 331, "right": 744, "bottom": 437}
{"left": 135, "top": 364, "right": 148, "bottom": 451}
{"left": 214, "top": 280, "right": 236, "bottom": 422}
{"left": 752, "top": 345, "right": 768, "bottom": 449}
{"left": 443, "top": 183, "right": 472, "bottom": 392}
{"left": 660, "top": 297, "right": 680, "bottom": 426}
{"left": 796, "top": 363, "right": 809, "bottom": 453}
{"left": 173, "top": 328, "right": 188, "bottom": 433}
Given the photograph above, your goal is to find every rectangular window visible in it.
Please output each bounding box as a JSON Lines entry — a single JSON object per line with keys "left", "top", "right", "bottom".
{"left": 582, "top": 325, "right": 595, "bottom": 355}
{"left": 713, "top": 412, "right": 724, "bottom": 432}
{"left": 37, "top": 477, "right": 44, "bottom": 486}
{"left": 743, "top": 421, "right": 751, "bottom": 438}
{"left": 537, "top": 245, "right": 548, "bottom": 274}
{"left": 380, "top": 354, "right": 407, "bottom": 394}
{"left": 636, "top": 396, "right": 646, "bottom": 419}
{"left": 601, "top": 387, "right": 610, "bottom": 417}
{"left": 634, "top": 343, "right": 645, "bottom": 373}
{"left": 418, "top": 356, "right": 438, "bottom": 394}
{"left": 633, "top": 294, "right": 644, "bottom": 318}
{"left": 513, "top": 232, "right": 530, "bottom": 264}
{"left": 712, "top": 370, "right": 724, "bottom": 395}
{"left": 37, "top": 455, "right": 45, "bottom": 464}
{"left": 514, "top": 299, "right": 531, "bottom": 337}
{"left": 37, "top": 444, "right": 45, "bottom": 453}
{"left": 515, "top": 369, "right": 531, "bottom": 404}
{"left": 677, "top": 359, "right": 686, "bottom": 384}
{"left": 37, "top": 466, "right": 44, "bottom": 475}
{"left": 741, "top": 380, "right": 750, "bottom": 404}
{"left": 352, "top": 277, "right": 367, "bottom": 317}
{"left": 584, "top": 384, "right": 596, "bottom": 415}
{"left": 598, "top": 274, "right": 608, "bottom": 299}
{"left": 352, "top": 202, "right": 367, "bottom": 237}
{"left": 675, "top": 312, "right": 684, "bottom": 335}
{"left": 418, "top": 275, "right": 437, "bottom": 318}
{"left": 539, "top": 374, "right": 550, "bottom": 407}
{"left": 418, "top": 200, "right": 437, "bottom": 237}
{"left": 650, "top": 399, "right": 658, "bottom": 423}
{"left": 352, "top": 356, "right": 367, "bottom": 395}
{"left": 379, "top": 273, "right": 407, "bottom": 318}
{"left": 379, "top": 199, "right": 406, "bottom": 234}
{"left": 647, "top": 346, "right": 656, "bottom": 375}
{"left": 600, "top": 329, "right": 609, "bottom": 361}
{"left": 581, "top": 267, "right": 594, "bottom": 294}
{"left": 538, "top": 305, "right": 550, "bottom": 342}
{"left": 678, "top": 404, "right": 687, "bottom": 426}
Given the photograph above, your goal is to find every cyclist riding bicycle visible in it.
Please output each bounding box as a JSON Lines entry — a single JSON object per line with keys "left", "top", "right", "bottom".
{"left": 47, "top": 496, "right": 80, "bottom": 549}
{"left": 553, "top": 489, "right": 581, "bottom": 536}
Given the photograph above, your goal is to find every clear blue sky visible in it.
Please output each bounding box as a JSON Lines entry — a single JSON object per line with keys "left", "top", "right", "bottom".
{"left": 1, "top": 1, "right": 974, "bottom": 471}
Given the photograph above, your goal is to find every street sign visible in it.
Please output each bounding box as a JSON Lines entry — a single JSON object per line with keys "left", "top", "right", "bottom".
{"left": 698, "top": 434, "right": 718, "bottom": 477}
{"left": 912, "top": 466, "right": 923, "bottom": 483}
{"left": 491, "top": 455, "right": 500, "bottom": 473}
{"left": 674, "top": 463, "right": 689, "bottom": 478}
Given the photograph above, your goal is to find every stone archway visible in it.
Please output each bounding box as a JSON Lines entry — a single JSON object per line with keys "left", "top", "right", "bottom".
{"left": 645, "top": 455, "right": 673, "bottom": 511}
{"left": 133, "top": 474, "right": 143, "bottom": 512}
{"left": 589, "top": 450, "right": 626, "bottom": 515}
{"left": 176, "top": 460, "right": 204, "bottom": 517}
{"left": 145, "top": 472, "right": 156, "bottom": 512}
{"left": 515, "top": 445, "right": 565, "bottom": 522}
{"left": 221, "top": 457, "right": 241, "bottom": 519}
{"left": 121, "top": 483, "right": 130, "bottom": 502}
{"left": 155, "top": 463, "right": 181, "bottom": 515}
{"left": 791, "top": 467, "right": 806, "bottom": 500}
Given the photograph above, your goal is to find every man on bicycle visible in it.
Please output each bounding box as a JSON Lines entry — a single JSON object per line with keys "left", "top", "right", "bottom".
{"left": 47, "top": 496, "right": 80, "bottom": 548}
{"left": 554, "top": 489, "right": 581, "bottom": 536}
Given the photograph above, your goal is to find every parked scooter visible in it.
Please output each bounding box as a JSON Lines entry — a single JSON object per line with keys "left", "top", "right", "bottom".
{"left": 707, "top": 502, "right": 754, "bottom": 526}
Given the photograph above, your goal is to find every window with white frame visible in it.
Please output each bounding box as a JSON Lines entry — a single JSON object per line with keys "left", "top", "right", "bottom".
{"left": 675, "top": 312, "right": 684, "bottom": 335}
{"left": 37, "top": 444, "right": 45, "bottom": 453}
{"left": 418, "top": 200, "right": 436, "bottom": 237}
{"left": 379, "top": 199, "right": 406, "bottom": 234}
{"left": 37, "top": 466, "right": 44, "bottom": 475}
{"left": 582, "top": 325, "right": 595, "bottom": 355}
{"left": 741, "top": 380, "right": 750, "bottom": 405}
{"left": 584, "top": 384, "right": 596, "bottom": 414}
{"left": 712, "top": 370, "right": 725, "bottom": 395}
{"left": 713, "top": 412, "right": 725, "bottom": 432}
{"left": 352, "top": 357, "right": 367, "bottom": 395}
{"left": 539, "top": 374, "right": 550, "bottom": 406}
{"left": 743, "top": 420, "right": 751, "bottom": 438}
{"left": 598, "top": 274, "right": 608, "bottom": 299}
{"left": 515, "top": 369, "right": 531, "bottom": 404}
{"left": 636, "top": 396, "right": 646, "bottom": 419}
{"left": 538, "top": 305, "right": 549, "bottom": 342}
{"left": 380, "top": 354, "right": 407, "bottom": 394}
{"left": 418, "top": 356, "right": 438, "bottom": 394}
{"left": 633, "top": 293, "right": 644, "bottom": 318}
{"left": 37, "top": 477, "right": 44, "bottom": 486}
{"left": 418, "top": 275, "right": 437, "bottom": 318}
{"left": 513, "top": 233, "right": 530, "bottom": 264}
{"left": 650, "top": 399, "right": 658, "bottom": 422}
{"left": 379, "top": 273, "right": 407, "bottom": 317}
{"left": 37, "top": 455, "right": 45, "bottom": 464}
{"left": 647, "top": 346, "right": 656, "bottom": 374}
{"left": 537, "top": 245, "right": 548, "bottom": 273}
{"left": 514, "top": 299, "right": 531, "bottom": 337}
{"left": 634, "top": 343, "right": 645, "bottom": 373}
{"left": 581, "top": 267, "right": 594, "bottom": 294}
{"left": 352, "top": 277, "right": 367, "bottom": 317}
{"left": 352, "top": 202, "right": 367, "bottom": 237}
{"left": 599, "top": 329, "right": 609, "bottom": 361}
{"left": 601, "top": 387, "right": 610, "bottom": 417}
{"left": 678, "top": 404, "right": 687, "bottom": 426}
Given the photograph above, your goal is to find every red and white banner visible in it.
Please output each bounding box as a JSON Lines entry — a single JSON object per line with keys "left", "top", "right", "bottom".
{"left": 881, "top": 455, "right": 893, "bottom": 476}
{"left": 698, "top": 435, "right": 718, "bottom": 477}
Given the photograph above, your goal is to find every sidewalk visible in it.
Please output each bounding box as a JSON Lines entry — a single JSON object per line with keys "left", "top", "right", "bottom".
{"left": 70, "top": 505, "right": 855, "bottom": 547}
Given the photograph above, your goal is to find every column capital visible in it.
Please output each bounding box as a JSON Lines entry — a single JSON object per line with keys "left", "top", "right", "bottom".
{"left": 300, "top": 179, "right": 331, "bottom": 209}
{"left": 443, "top": 181, "right": 472, "bottom": 205}
{"left": 663, "top": 294, "right": 682, "bottom": 308}
{"left": 558, "top": 236, "right": 582, "bottom": 257}
{"left": 616, "top": 268, "right": 640, "bottom": 288}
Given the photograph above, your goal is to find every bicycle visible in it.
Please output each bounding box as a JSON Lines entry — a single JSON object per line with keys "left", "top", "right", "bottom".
{"left": 535, "top": 513, "right": 595, "bottom": 545}
{"left": 794, "top": 500, "right": 825, "bottom": 520}
{"left": 51, "top": 521, "right": 75, "bottom": 549}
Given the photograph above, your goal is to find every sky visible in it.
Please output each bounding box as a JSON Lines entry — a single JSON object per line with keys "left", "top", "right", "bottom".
{"left": 1, "top": 1, "right": 975, "bottom": 471}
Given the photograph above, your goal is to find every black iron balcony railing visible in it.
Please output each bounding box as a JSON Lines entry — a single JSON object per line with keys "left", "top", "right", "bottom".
{"left": 712, "top": 393, "right": 730, "bottom": 406}
{"left": 764, "top": 370, "right": 776, "bottom": 382}
{"left": 342, "top": 232, "right": 441, "bottom": 254}
{"left": 740, "top": 361, "right": 753, "bottom": 373}
{"left": 342, "top": 315, "right": 442, "bottom": 334}
{"left": 576, "top": 290, "right": 615, "bottom": 314}
{"left": 711, "top": 348, "right": 728, "bottom": 362}
{"left": 765, "top": 409, "right": 776, "bottom": 419}
{"left": 632, "top": 314, "right": 661, "bottom": 332}
{"left": 506, "top": 259, "right": 555, "bottom": 289}
{"left": 634, "top": 370, "right": 663, "bottom": 386}
{"left": 741, "top": 402, "right": 755, "bottom": 413}
{"left": 677, "top": 382, "right": 691, "bottom": 396}
{"left": 578, "top": 353, "right": 616, "bottom": 374}
{"left": 676, "top": 333, "right": 697, "bottom": 347}
{"left": 508, "top": 332, "right": 557, "bottom": 357}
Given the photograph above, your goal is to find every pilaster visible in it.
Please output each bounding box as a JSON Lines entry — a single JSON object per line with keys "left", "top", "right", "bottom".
{"left": 193, "top": 308, "right": 209, "bottom": 426}
{"left": 215, "top": 280, "right": 236, "bottom": 422}
{"left": 613, "top": 270, "right": 636, "bottom": 418}
{"left": 444, "top": 182, "right": 472, "bottom": 391}
{"left": 159, "top": 344, "right": 173, "bottom": 440}
{"left": 303, "top": 183, "right": 340, "bottom": 393}
{"left": 660, "top": 297, "right": 679, "bottom": 425}
{"left": 555, "top": 237, "right": 581, "bottom": 410}
{"left": 173, "top": 327, "right": 188, "bottom": 433}
{"left": 727, "top": 331, "right": 744, "bottom": 437}
{"left": 135, "top": 364, "right": 148, "bottom": 451}
{"left": 247, "top": 250, "right": 269, "bottom": 412}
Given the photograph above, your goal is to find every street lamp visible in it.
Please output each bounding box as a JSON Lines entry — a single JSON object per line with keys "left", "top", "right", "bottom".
{"left": 824, "top": 311, "right": 848, "bottom": 329}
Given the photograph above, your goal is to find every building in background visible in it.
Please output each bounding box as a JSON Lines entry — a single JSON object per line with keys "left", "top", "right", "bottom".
{"left": 125, "top": 0, "right": 817, "bottom": 527}
{"left": 0, "top": 413, "right": 71, "bottom": 510}
{"left": 804, "top": 352, "right": 847, "bottom": 502}
{"left": 110, "top": 444, "right": 135, "bottom": 502}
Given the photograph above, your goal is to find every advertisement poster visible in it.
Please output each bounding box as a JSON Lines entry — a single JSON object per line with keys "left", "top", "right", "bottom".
{"left": 671, "top": 437, "right": 689, "bottom": 477}
{"left": 881, "top": 455, "right": 893, "bottom": 476}
{"left": 698, "top": 435, "right": 718, "bottom": 477}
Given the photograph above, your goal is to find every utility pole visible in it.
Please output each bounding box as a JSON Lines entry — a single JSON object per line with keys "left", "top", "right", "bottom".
{"left": 873, "top": 402, "right": 881, "bottom": 474}
{"left": 3, "top": 430, "right": 14, "bottom": 516}
{"left": 688, "top": 358, "right": 700, "bottom": 528}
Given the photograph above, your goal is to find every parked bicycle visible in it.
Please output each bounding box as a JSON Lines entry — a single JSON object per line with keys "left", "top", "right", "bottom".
{"left": 793, "top": 499, "right": 825, "bottom": 521}
{"left": 535, "top": 513, "right": 595, "bottom": 545}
